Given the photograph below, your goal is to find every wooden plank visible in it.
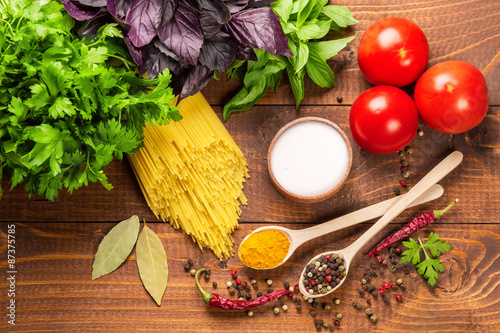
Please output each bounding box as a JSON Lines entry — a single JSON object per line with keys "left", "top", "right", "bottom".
{"left": 1, "top": 106, "right": 498, "bottom": 224}
{"left": 203, "top": 0, "right": 500, "bottom": 107}
{"left": 1, "top": 222, "right": 499, "bottom": 332}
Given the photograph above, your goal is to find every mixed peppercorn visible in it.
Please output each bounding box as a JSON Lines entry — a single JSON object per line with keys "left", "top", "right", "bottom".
{"left": 302, "top": 253, "right": 346, "bottom": 296}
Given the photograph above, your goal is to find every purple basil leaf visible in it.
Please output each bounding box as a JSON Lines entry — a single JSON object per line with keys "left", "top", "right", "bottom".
{"left": 153, "top": 39, "right": 181, "bottom": 61}
{"left": 143, "top": 43, "right": 190, "bottom": 78}
{"left": 180, "top": 65, "right": 213, "bottom": 100}
{"left": 125, "top": 0, "right": 167, "bottom": 47}
{"left": 225, "top": 7, "right": 292, "bottom": 57}
{"left": 247, "top": 0, "right": 275, "bottom": 8}
{"left": 223, "top": 0, "right": 248, "bottom": 13}
{"left": 157, "top": 0, "right": 203, "bottom": 66}
{"left": 82, "top": 15, "right": 113, "bottom": 35}
{"left": 107, "top": 0, "right": 133, "bottom": 20}
{"left": 236, "top": 45, "right": 257, "bottom": 61}
{"left": 199, "top": 11, "right": 223, "bottom": 38}
{"left": 75, "top": 0, "right": 107, "bottom": 7}
{"left": 199, "top": 32, "right": 237, "bottom": 72}
{"left": 124, "top": 35, "right": 145, "bottom": 66}
{"left": 189, "top": 0, "right": 230, "bottom": 24}
{"left": 159, "top": 0, "right": 178, "bottom": 27}
{"left": 63, "top": 0, "right": 108, "bottom": 21}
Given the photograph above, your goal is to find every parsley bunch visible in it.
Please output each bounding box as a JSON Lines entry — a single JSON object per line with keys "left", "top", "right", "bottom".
{"left": 400, "top": 232, "right": 452, "bottom": 287}
{"left": 0, "top": 0, "right": 179, "bottom": 200}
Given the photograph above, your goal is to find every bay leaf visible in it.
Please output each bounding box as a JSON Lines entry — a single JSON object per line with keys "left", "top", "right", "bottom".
{"left": 136, "top": 225, "right": 168, "bottom": 306}
{"left": 92, "top": 215, "right": 140, "bottom": 280}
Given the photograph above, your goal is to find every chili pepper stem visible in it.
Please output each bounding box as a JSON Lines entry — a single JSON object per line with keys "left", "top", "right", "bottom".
{"left": 434, "top": 199, "right": 459, "bottom": 220}
{"left": 195, "top": 268, "right": 213, "bottom": 304}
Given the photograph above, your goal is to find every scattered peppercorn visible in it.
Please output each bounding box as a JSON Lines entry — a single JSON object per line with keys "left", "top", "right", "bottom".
{"left": 334, "top": 298, "right": 340, "bottom": 305}
{"left": 366, "top": 299, "right": 372, "bottom": 305}
{"left": 257, "top": 292, "right": 263, "bottom": 297}
{"left": 383, "top": 283, "right": 390, "bottom": 290}
{"left": 190, "top": 269, "right": 196, "bottom": 276}
{"left": 396, "top": 278, "right": 403, "bottom": 285}
{"left": 376, "top": 256, "right": 383, "bottom": 264}
{"left": 365, "top": 308, "right": 373, "bottom": 316}
{"left": 273, "top": 307, "right": 280, "bottom": 314}
{"left": 235, "top": 279, "right": 241, "bottom": 285}
{"left": 391, "top": 282, "right": 398, "bottom": 290}
{"left": 328, "top": 324, "right": 334, "bottom": 331}
{"left": 381, "top": 259, "right": 388, "bottom": 267}
{"left": 266, "top": 279, "right": 273, "bottom": 286}
{"left": 400, "top": 180, "right": 407, "bottom": 187}
{"left": 371, "top": 290, "right": 378, "bottom": 297}
{"left": 352, "top": 302, "right": 362, "bottom": 310}
{"left": 395, "top": 248, "right": 402, "bottom": 256}
{"left": 267, "top": 288, "right": 274, "bottom": 293}
{"left": 310, "top": 310, "right": 317, "bottom": 317}
{"left": 205, "top": 268, "right": 211, "bottom": 276}
{"left": 296, "top": 304, "right": 302, "bottom": 311}
{"left": 361, "top": 278, "right": 367, "bottom": 285}
{"left": 336, "top": 96, "right": 343, "bottom": 103}
{"left": 402, "top": 171, "right": 410, "bottom": 178}
{"left": 231, "top": 270, "right": 237, "bottom": 278}
{"left": 333, "top": 319, "right": 340, "bottom": 326}
{"left": 378, "top": 287, "right": 385, "bottom": 294}
{"left": 396, "top": 294, "right": 403, "bottom": 302}
{"left": 184, "top": 263, "right": 191, "bottom": 272}
{"left": 400, "top": 284, "right": 406, "bottom": 291}
{"left": 383, "top": 296, "right": 390, "bottom": 304}
{"left": 336, "top": 313, "right": 342, "bottom": 319}
{"left": 358, "top": 290, "right": 365, "bottom": 296}
{"left": 204, "top": 274, "right": 210, "bottom": 282}
{"left": 393, "top": 187, "right": 401, "bottom": 196}
{"left": 370, "top": 315, "right": 378, "bottom": 323}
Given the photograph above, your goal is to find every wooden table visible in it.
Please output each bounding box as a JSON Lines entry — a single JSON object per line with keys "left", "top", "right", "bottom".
{"left": 1, "top": 1, "right": 499, "bottom": 331}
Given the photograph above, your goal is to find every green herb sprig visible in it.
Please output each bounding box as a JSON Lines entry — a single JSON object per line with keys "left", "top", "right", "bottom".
{"left": 400, "top": 232, "right": 452, "bottom": 287}
{"left": 0, "top": 0, "right": 179, "bottom": 200}
{"left": 222, "top": 0, "right": 358, "bottom": 119}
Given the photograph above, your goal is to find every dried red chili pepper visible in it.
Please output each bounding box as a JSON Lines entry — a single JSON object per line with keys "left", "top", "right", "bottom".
{"left": 366, "top": 199, "right": 458, "bottom": 257}
{"left": 195, "top": 268, "right": 291, "bottom": 310}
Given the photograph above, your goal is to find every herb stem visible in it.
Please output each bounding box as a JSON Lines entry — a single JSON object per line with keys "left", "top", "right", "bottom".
{"left": 418, "top": 237, "right": 431, "bottom": 260}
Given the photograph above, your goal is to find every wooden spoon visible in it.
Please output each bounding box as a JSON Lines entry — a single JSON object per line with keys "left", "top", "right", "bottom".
{"left": 238, "top": 183, "right": 444, "bottom": 269}
{"left": 298, "top": 151, "right": 463, "bottom": 298}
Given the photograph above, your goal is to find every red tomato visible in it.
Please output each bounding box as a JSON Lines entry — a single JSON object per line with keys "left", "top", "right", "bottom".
{"left": 414, "top": 61, "right": 489, "bottom": 134}
{"left": 349, "top": 86, "right": 419, "bottom": 154}
{"left": 357, "top": 17, "right": 429, "bottom": 87}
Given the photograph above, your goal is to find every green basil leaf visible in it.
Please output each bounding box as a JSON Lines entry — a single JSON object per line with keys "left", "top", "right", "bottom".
{"left": 225, "top": 59, "right": 246, "bottom": 81}
{"left": 309, "top": 0, "right": 328, "bottom": 21}
{"left": 286, "top": 65, "right": 305, "bottom": 109}
{"left": 321, "top": 5, "right": 359, "bottom": 27}
{"left": 271, "top": 0, "right": 294, "bottom": 23}
{"left": 297, "top": 0, "right": 317, "bottom": 27}
{"left": 223, "top": 79, "right": 268, "bottom": 120}
{"left": 92, "top": 215, "right": 140, "bottom": 280}
{"left": 267, "top": 70, "right": 283, "bottom": 93}
{"left": 294, "top": 41, "right": 309, "bottom": 73}
{"left": 305, "top": 49, "right": 335, "bottom": 88}
{"left": 308, "top": 35, "right": 356, "bottom": 61}
{"left": 136, "top": 224, "right": 168, "bottom": 306}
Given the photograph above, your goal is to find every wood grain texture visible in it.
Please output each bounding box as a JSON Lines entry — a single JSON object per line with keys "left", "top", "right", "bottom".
{"left": 1, "top": 106, "right": 498, "bottom": 224}
{"left": 0, "top": 0, "right": 499, "bottom": 331}
{"left": 1, "top": 222, "right": 499, "bottom": 332}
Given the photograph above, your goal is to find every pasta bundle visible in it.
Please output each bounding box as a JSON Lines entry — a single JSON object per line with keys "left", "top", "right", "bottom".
{"left": 128, "top": 92, "right": 249, "bottom": 259}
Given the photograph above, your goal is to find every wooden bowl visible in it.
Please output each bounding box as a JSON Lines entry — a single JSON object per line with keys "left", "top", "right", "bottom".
{"left": 267, "top": 117, "right": 353, "bottom": 203}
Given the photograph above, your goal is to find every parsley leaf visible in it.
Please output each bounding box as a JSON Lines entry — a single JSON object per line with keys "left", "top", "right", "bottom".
{"left": 401, "top": 232, "right": 451, "bottom": 287}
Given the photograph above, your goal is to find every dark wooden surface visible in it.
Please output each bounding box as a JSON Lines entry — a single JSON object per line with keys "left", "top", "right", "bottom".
{"left": 1, "top": 0, "right": 499, "bottom": 331}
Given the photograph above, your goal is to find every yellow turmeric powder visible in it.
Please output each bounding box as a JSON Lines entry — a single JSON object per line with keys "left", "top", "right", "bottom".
{"left": 238, "top": 229, "right": 290, "bottom": 269}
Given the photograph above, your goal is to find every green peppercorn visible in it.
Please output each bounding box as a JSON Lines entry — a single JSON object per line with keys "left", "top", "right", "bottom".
{"left": 370, "top": 315, "right": 378, "bottom": 323}
{"left": 323, "top": 322, "right": 329, "bottom": 328}
{"left": 397, "top": 278, "right": 403, "bottom": 285}
{"left": 365, "top": 308, "right": 373, "bottom": 316}
{"left": 324, "top": 304, "right": 332, "bottom": 312}
{"left": 334, "top": 298, "right": 341, "bottom": 305}
{"left": 361, "top": 278, "right": 367, "bottom": 285}
{"left": 336, "top": 313, "right": 342, "bottom": 320}
{"left": 390, "top": 265, "right": 397, "bottom": 272}
{"left": 273, "top": 307, "right": 279, "bottom": 314}
{"left": 338, "top": 265, "right": 345, "bottom": 272}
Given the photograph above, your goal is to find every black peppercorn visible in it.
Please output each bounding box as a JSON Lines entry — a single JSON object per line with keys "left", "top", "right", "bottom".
{"left": 183, "top": 263, "right": 190, "bottom": 271}
{"left": 383, "top": 296, "right": 390, "bottom": 304}
{"left": 371, "top": 290, "right": 378, "bottom": 297}
{"left": 336, "top": 96, "right": 343, "bottom": 103}
{"left": 257, "top": 292, "right": 263, "bottom": 297}
{"left": 358, "top": 290, "right": 365, "bottom": 296}
{"left": 296, "top": 304, "right": 302, "bottom": 311}
{"left": 205, "top": 268, "right": 211, "bottom": 275}
{"left": 212, "top": 282, "right": 217, "bottom": 288}
{"left": 245, "top": 284, "right": 251, "bottom": 292}
{"left": 245, "top": 292, "right": 252, "bottom": 300}
{"left": 284, "top": 281, "right": 290, "bottom": 289}
{"left": 204, "top": 274, "right": 210, "bottom": 282}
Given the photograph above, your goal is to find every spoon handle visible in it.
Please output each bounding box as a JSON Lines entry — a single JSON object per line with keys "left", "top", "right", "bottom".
{"left": 291, "top": 184, "right": 444, "bottom": 248}
{"left": 343, "top": 151, "right": 463, "bottom": 261}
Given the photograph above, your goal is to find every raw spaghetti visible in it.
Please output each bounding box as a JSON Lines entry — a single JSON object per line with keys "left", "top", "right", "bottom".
{"left": 128, "top": 92, "right": 249, "bottom": 259}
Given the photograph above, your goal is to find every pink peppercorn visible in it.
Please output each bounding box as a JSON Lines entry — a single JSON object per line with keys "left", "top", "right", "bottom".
{"left": 326, "top": 276, "right": 332, "bottom": 283}
{"left": 400, "top": 180, "right": 407, "bottom": 187}
{"left": 396, "top": 294, "right": 403, "bottom": 301}
{"left": 235, "top": 279, "right": 241, "bottom": 285}
{"left": 379, "top": 287, "right": 385, "bottom": 294}
{"left": 231, "top": 270, "right": 237, "bottom": 278}
{"left": 326, "top": 254, "right": 331, "bottom": 260}
{"left": 310, "top": 279, "right": 316, "bottom": 286}
{"left": 383, "top": 283, "right": 390, "bottom": 290}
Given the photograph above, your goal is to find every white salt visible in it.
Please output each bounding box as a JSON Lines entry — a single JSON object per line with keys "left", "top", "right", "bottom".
{"left": 270, "top": 120, "right": 350, "bottom": 197}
